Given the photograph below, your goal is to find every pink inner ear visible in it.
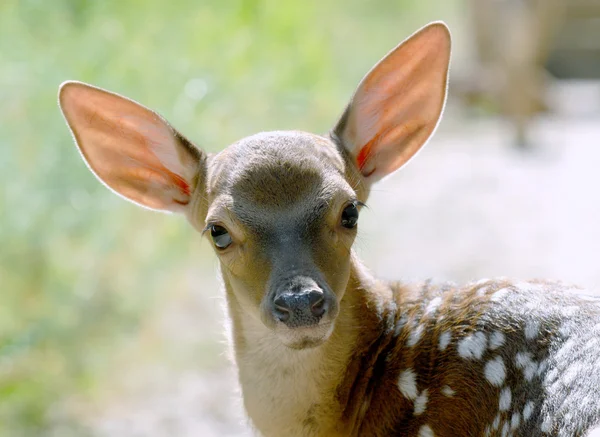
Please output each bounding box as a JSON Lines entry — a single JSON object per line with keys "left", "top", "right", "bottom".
{"left": 356, "top": 133, "right": 380, "bottom": 177}
{"left": 99, "top": 113, "right": 192, "bottom": 201}
{"left": 339, "top": 23, "right": 451, "bottom": 182}
{"left": 171, "top": 175, "right": 191, "bottom": 199}
{"left": 60, "top": 82, "right": 199, "bottom": 212}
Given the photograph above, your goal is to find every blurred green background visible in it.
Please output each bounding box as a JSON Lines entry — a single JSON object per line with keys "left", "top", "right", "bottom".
{"left": 3, "top": 0, "right": 600, "bottom": 435}
{"left": 0, "top": 1, "right": 462, "bottom": 435}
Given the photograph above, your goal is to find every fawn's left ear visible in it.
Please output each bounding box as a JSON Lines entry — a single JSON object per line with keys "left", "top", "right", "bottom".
{"left": 333, "top": 22, "right": 451, "bottom": 183}
{"left": 59, "top": 81, "right": 203, "bottom": 213}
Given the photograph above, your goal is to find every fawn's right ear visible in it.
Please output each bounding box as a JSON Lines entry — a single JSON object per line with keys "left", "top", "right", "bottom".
{"left": 58, "top": 81, "right": 204, "bottom": 213}
{"left": 333, "top": 22, "right": 451, "bottom": 184}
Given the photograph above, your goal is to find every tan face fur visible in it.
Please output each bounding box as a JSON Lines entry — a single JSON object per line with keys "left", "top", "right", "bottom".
{"left": 202, "top": 131, "right": 368, "bottom": 348}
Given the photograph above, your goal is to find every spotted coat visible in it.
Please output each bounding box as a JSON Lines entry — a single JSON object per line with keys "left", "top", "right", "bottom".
{"left": 350, "top": 279, "right": 600, "bottom": 436}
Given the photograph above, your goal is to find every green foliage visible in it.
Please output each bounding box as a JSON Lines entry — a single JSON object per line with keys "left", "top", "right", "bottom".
{"left": 0, "top": 0, "right": 459, "bottom": 434}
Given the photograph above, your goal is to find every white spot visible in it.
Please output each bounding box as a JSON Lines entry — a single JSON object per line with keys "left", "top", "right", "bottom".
{"left": 485, "top": 356, "right": 506, "bottom": 386}
{"left": 499, "top": 387, "right": 512, "bottom": 411}
{"left": 558, "top": 322, "right": 572, "bottom": 338}
{"left": 491, "top": 287, "right": 511, "bottom": 302}
{"left": 477, "top": 286, "right": 490, "bottom": 297}
{"left": 562, "top": 305, "right": 580, "bottom": 317}
{"left": 418, "top": 424, "right": 434, "bottom": 437}
{"left": 441, "top": 385, "right": 455, "bottom": 397}
{"left": 563, "top": 361, "right": 584, "bottom": 385}
{"left": 439, "top": 331, "right": 451, "bottom": 351}
{"left": 425, "top": 297, "right": 442, "bottom": 315}
{"left": 501, "top": 421, "right": 510, "bottom": 437}
{"left": 458, "top": 332, "right": 487, "bottom": 360}
{"left": 523, "top": 401, "right": 535, "bottom": 421}
{"left": 407, "top": 324, "right": 424, "bottom": 347}
{"left": 515, "top": 351, "right": 531, "bottom": 367}
{"left": 394, "top": 314, "right": 408, "bottom": 336}
{"left": 546, "top": 367, "right": 559, "bottom": 383}
{"left": 414, "top": 389, "right": 429, "bottom": 415}
{"left": 492, "top": 414, "right": 501, "bottom": 430}
{"left": 524, "top": 300, "right": 540, "bottom": 312}
{"left": 398, "top": 369, "right": 418, "bottom": 400}
{"left": 541, "top": 416, "right": 552, "bottom": 432}
{"left": 373, "top": 294, "right": 385, "bottom": 316}
{"left": 524, "top": 366, "right": 538, "bottom": 381}
{"left": 515, "top": 351, "right": 538, "bottom": 381}
{"left": 511, "top": 412, "right": 521, "bottom": 429}
{"left": 586, "top": 337, "right": 600, "bottom": 350}
{"left": 489, "top": 331, "right": 505, "bottom": 350}
{"left": 525, "top": 320, "right": 540, "bottom": 340}
{"left": 554, "top": 338, "right": 577, "bottom": 363}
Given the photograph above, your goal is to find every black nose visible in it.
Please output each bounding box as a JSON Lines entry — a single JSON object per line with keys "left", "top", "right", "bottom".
{"left": 273, "top": 289, "right": 328, "bottom": 327}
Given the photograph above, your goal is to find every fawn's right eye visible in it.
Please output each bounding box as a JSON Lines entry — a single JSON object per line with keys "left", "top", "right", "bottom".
{"left": 210, "top": 225, "right": 232, "bottom": 249}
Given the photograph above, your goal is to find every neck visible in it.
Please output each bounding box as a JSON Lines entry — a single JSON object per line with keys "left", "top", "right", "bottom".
{"left": 223, "top": 255, "right": 396, "bottom": 437}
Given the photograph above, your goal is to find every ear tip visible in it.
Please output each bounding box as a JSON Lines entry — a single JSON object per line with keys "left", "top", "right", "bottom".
{"left": 58, "top": 80, "right": 97, "bottom": 102}
{"left": 427, "top": 21, "right": 450, "bottom": 30}
{"left": 58, "top": 80, "right": 82, "bottom": 106}
{"left": 59, "top": 80, "right": 79, "bottom": 93}
{"left": 422, "top": 21, "right": 452, "bottom": 45}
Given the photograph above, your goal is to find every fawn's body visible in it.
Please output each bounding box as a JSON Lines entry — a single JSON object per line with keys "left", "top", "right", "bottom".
{"left": 59, "top": 22, "right": 600, "bottom": 436}
{"left": 236, "top": 267, "right": 600, "bottom": 436}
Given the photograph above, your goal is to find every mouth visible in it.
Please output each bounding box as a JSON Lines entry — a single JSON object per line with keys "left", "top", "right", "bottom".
{"left": 274, "top": 321, "right": 335, "bottom": 349}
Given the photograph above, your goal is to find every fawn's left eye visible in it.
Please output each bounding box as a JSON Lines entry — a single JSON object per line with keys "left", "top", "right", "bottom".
{"left": 210, "top": 225, "right": 232, "bottom": 249}
{"left": 341, "top": 203, "right": 359, "bottom": 229}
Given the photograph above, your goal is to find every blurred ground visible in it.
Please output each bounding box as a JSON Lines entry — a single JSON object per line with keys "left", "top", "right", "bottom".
{"left": 362, "top": 103, "right": 600, "bottom": 289}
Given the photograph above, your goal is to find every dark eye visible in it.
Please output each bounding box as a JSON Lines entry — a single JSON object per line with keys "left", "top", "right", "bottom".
{"left": 341, "top": 202, "right": 359, "bottom": 229}
{"left": 210, "top": 225, "right": 232, "bottom": 249}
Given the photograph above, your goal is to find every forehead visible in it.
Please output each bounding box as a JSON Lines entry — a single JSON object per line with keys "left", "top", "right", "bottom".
{"left": 207, "top": 131, "right": 355, "bottom": 227}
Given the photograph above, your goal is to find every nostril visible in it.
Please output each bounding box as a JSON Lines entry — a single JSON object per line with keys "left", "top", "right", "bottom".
{"left": 273, "top": 289, "right": 328, "bottom": 325}
{"left": 311, "top": 298, "right": 326, "bottom": 317}
{"left": 273, "top": 296, "right": 291, "bottom": 323}
{"left": 308, "top": 290, "right": 327, "bottom": 318}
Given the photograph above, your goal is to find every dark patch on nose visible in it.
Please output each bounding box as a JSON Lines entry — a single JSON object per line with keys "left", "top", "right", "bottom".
{"left": 273, "top": 289, "right": 328, "bottom": 328}
{"left": 264, "top": 241, "right": 339, "bottom": 329}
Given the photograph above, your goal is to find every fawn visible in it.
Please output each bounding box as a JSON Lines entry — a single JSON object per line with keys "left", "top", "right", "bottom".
{"left": 58, "top": 22, "right": 600, "bottom": 437}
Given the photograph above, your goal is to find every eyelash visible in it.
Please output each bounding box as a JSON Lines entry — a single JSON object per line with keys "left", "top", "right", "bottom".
{"left": 202, "top": 222, "right": 218, "bottom": 236}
